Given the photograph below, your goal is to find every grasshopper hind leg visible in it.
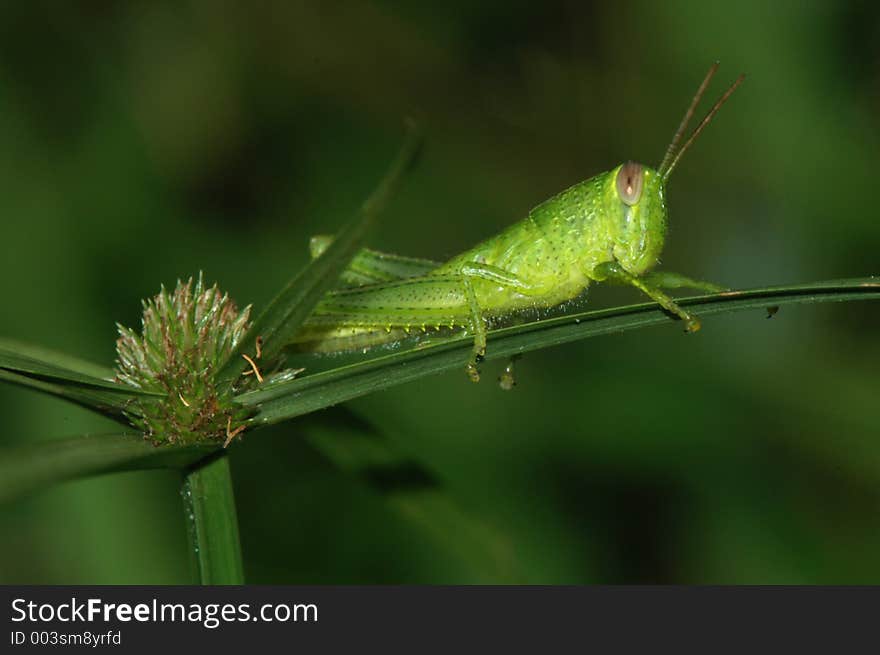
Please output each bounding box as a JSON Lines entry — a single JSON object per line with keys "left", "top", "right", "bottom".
{"left": 303, "top": 260, "right": 540, "bottom": 383}
{"left": 302, "top": 272, "right": 491, "bottom": 382}
{"left": 309, "top": 234, "right": 440, "bottom": 288}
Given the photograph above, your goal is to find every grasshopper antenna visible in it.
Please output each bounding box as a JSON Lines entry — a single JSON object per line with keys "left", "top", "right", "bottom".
{"left": 658, "top": 62, "right": 719, "bottom": 176}
{"left": 658, "top": 64, "right": 745, "bottom": 182}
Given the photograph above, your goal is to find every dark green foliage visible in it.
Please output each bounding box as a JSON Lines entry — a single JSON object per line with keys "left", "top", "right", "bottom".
{"left": 1, "top": 2, "right": 879, "bottom": 585}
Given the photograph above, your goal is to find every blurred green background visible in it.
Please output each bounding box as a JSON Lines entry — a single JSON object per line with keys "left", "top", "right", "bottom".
{"left": 1, "top": 1, "right": 878, "bottom": 584}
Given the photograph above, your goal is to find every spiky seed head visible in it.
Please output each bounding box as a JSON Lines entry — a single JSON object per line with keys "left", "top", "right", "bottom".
{"left": 115, "top": 274, "right": 252, "bottom": 445}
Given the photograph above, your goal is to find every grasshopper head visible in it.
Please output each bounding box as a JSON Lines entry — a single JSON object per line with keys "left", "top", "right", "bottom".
{"left": 608, "top": 161, "right": 667, "bottom": 275}
{"left": 607, "top": 64, "right": 744, "bottom": 277}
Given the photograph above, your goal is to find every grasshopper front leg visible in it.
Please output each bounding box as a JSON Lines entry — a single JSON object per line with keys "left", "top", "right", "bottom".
{"left": 592, "top": 261, "right": 703, "bottom": 332}
{"left": 641, "top": 271, "right": 779, "bottom": 320}
{"left": 639, "top": 271, "right": 729, "bottom": 294}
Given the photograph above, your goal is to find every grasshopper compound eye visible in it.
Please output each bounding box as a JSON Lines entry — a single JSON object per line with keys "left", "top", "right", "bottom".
{"left": 616, "top": 161, "right": 644, "bottom": 205}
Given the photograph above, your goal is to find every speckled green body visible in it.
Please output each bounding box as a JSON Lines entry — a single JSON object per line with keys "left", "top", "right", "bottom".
{"left": 292, "top": 163, "right": 670, "bottom": 353}
{"left": 292, "top": 64, "right": 741, "bottom": 380}
{"left": 436, "top": 164, "right": 668, "bottom": 309}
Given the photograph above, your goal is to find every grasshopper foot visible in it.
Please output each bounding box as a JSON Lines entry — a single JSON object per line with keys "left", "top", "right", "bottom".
{"left": 498, "top": 354, "right": 521, "bottom": 391}
{"left": 684, "top": 315, "right": 701, "bottom": 333}
{"left": 467, "top": 340, "right": 486, "bottom": 383}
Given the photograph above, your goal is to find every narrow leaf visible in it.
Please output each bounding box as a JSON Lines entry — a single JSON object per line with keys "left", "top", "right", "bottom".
{"left": 215, "top": 123, "right": 423, "bottom": 387}
{"left": 0, "top": 433, "right": 215, "bottom": 504}
{"left": 236, "top": 278, "right": 880, "bottom": 424}
{"left": 0, "top": 337, "right": 158, "bottom": 395}
{"left": 0, "top": 370, "right": 135, "bottom": 424}
{"left": 0, "top": 337, "right": 161, "bottom": 421}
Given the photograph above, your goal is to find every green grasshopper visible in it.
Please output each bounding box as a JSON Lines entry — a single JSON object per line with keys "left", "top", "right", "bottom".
{"left": 292, "top": 64, "right": 744, "bottom": 383}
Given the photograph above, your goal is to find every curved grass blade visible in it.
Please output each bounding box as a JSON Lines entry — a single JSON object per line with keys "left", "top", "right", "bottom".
{"left": 0, "top": 337, "right": 162, "bottom": 422}
{"left": 0, "top": 370, "right": 137, "bottom": 424}
{"left": 0, "top": 433, "right": 215, "bottom": 504}
{"left": 236, "top": 278, "right": 880, "bottom": 424}
{"left": 0, "top": 337, "right": 163, "bottom": 424}
{"left": 0, "top": 337, "right": 159, "bottom": 395}
{"left": 0, "top": 337, "right": 114, "bottom": 379}
{"left": 215, "top": 123, "right": 423, "bottom": 388}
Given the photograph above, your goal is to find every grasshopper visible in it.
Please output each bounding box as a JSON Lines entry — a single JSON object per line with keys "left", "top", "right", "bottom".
{"left": 292, "top": 64, "right": 744, "bottom": 383}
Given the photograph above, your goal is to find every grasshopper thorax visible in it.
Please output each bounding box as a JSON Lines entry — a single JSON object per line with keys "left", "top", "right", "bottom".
{"left": 607, "top": 161, "right": 667, "bottom": 276}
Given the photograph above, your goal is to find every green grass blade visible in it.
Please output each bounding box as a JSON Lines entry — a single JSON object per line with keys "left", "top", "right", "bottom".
{"left": 0, "top": 369, "right": 144, "bottom": 425}
{"left": 237, "top": 278, "right": 880, "bottom": 424}
{"left": 0, "top": 337, "right": 162, "bottom": 421}
{"left": 0, "top": 337, "right": 159, "bottom": 395}
{"left": 215, "top": 123, "right": 423, "bottom": 387}
{"left": 181, "top": 454, "right": 244, "bottom": 584}
{"left": 0, "top": 337, "right": 115, "bottom": 379}
{"left": 300, "top": 410, "right": 519, "bottom": 581}
{"left": 0, "top": 434, "right": 215, "bottom": 504}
